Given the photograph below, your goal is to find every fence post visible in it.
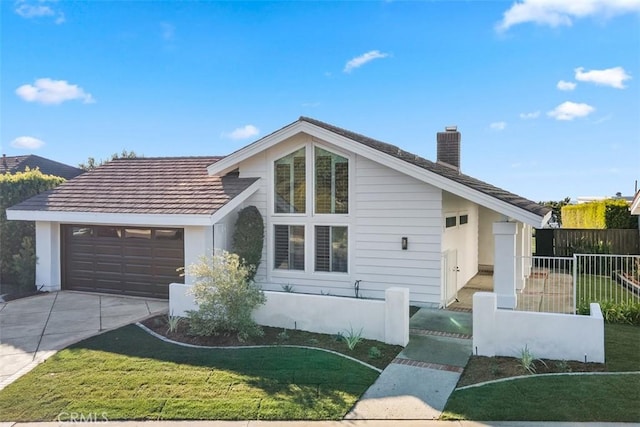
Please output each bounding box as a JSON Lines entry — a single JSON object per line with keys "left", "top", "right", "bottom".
{"left": 573, "top": 254, "right": 578, "bottom": 313}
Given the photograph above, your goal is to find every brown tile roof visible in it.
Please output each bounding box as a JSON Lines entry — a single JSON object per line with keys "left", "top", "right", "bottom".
{"left": 299, "top": 117, "right": 551, "bottom": 218}
{"left": 8, "top": 157, "right": 258, "bottom": 216}
{"left": 1, "top": 154, "right": 84, "bottom": 180}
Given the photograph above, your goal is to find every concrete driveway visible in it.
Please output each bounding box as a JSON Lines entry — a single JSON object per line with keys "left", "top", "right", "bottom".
{"left": 0, "top": 291, "right": 168, "bottom": 390}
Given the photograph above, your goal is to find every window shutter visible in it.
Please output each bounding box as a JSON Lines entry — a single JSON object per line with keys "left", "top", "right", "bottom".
{"left": 315, "top": 226, "right": 330, "bottom": 272}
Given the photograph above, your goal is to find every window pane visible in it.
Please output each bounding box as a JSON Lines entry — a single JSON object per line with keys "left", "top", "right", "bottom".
{"left": 445, "top": 216, "right": 457, "bottom": 228}
{"left": 274, "top": 225, "right": 305, "bottom": 270}
{"left": 459, "top": 215, "right": 469, "bottom": 225}
{"left": 315, "top": 226, "right": 330, "bottom": 272}
{"left": 331, "top": 226, "right": 348, "bottom": 272}
{"left": 155, "top": 229, "right": 183, "bottom": 240}
{"left": 274, "top": 225, "right": 289, "bottom": 269}
{"left": 290, "top": 225, "right": 305, "bottom": 270}
{"left": 274, "top": 148, "right": 305, "bottom": 213}
{"left": 72, "top": 226, "right": 93, "bottom": 238}
{"left": 315, "top": 226, "right": 348, "bottom": 273}
{"left": 315, "top": 147, "right": 348, "bottom": 214}
{"left": 125, "top": 228, "right": 151, "bottom": 239}
{"left": 96, "top": 226, "right": 120, "bottom": 238}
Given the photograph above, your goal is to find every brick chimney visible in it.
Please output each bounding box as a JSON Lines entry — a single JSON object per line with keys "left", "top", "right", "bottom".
{"left": 437, "top": 126, "right": 461, "bottom": 172}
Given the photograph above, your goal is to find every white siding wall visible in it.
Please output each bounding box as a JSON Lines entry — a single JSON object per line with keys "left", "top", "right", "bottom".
{"left": 441, "top": 192, "right": 479, "bottom": 289}
{"left": 354, "top": 156, "right": 442, "bottom": 305}
{"left": 230, "top": 134, "right": 444, "bottom": 306}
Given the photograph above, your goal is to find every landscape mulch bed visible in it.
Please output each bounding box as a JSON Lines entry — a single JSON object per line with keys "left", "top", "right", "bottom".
{"left": 457, "top": 355, "right": 607, "bottom": 387}
{"left": 141, "top": 315, "right": 403, "bottom": 370}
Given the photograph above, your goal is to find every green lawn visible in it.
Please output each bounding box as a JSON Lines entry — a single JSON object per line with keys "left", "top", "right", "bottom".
{"left": 442, "top": 323, "right": 640, "bottom": 422}
{"left": 0, "top": 325, "right": 379, "bottom": 421}
{"left": 576, "top": 273, "right": 639, "bottom": 305}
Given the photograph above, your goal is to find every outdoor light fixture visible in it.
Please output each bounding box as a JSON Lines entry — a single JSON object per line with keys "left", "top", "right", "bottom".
{"left": 401, "top": 237, "right": 408, "bottom": 250}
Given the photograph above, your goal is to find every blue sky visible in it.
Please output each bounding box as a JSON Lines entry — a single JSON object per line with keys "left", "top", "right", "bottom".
{"left": 2, "top": 0, "right": 639, "bottom": 202}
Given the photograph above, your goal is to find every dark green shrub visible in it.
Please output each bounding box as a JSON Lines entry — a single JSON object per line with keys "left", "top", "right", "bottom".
{"left": 578, "top": 300, "right": 640, "bottom": 325}
{"left": 232, "top": 205, "right": 264, "bottom": 281}
{"left": 1, "top": 169, "right": 65, "bottom": 285}
{"left": 12, "top": 236, "right": 37, "bottom": 293}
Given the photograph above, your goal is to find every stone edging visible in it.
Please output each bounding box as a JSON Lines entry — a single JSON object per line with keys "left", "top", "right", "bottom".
{"left": 135, "top": 322, "right": 383, "bottom": 373}
{"left": 456, "top": 370, "right": 640, "bottom": 391}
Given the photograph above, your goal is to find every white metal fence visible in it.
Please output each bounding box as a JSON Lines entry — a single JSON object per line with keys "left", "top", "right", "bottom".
{"left": 516, "top": 254, "right": 640, "bottom": 314}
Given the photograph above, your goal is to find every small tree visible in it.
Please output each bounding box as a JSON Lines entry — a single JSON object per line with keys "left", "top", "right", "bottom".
{"left": 186, "top": 251, "right": 265, "bottom": 342}
{"left": 232, "top": 205, "right": 264, "bottom": 281}
{"left": 78, "top": 149, "right": 139, "bottom": 171}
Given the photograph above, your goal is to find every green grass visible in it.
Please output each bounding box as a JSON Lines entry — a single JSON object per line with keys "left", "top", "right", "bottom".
{"left": 0, "top": 325, "right": 379, "bottom": 421}
{"left": 442, "top": 323, "right": 640, "bottom": 421}
{"left": 442, "top": 374, "right": 640, "bottom": 422}
{"left": 605, "top": 323, "right": 640, "bottom": 371}
{"left": 576, "top": 273, "right": 638, "bottom": 305}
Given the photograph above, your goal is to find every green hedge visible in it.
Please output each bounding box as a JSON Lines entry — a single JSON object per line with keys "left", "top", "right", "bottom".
{"left": 0, "top": 169, "right": 65, "bottom": 289}
{"left": 562, "top": 200, "right": 637, "bottom": 229}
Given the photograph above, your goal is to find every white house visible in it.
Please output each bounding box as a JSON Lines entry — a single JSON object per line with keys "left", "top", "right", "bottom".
{"left": 7, "top": 117, "right": 551, "bottom": 308}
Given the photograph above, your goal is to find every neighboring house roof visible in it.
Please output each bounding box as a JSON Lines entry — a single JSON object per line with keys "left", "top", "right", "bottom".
{"left": 8, "top": 157, "right": 259, "bottom": 223}
{"left": 208, "top": 116, "right": 551, "bottom": 226}
{"left": 1, "top": 154, "right": 84, "bottom": 180}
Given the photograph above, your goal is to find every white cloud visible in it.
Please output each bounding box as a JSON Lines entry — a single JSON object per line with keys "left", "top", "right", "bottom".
{"left": 11, "top": 136, "right": 45, "bottom": 150}
{"left": 574, "top": 66, "right": 631, "bottom": 89}
{"left": 490, "top": 121, "right": 507, "bottom": 131}
{"left": 344, "top": 50, "right": 389, "bottom": 73}
{"left": 557, "top": 80, "right": 577, "bottom": 91}
{"left": 14, "top": 0, "right": 65, "bottom": 24}
{"left": 223, "top": 125, "right": 260, "bottom": 140}
{"left": 547, "top": 101, "right": 595, "bottom": 121}
{"left": 15, "top": 78, "right": 95, "bottom": 105}
{"left": 496, "top": 0, "right": 640, "bottom": 32}
{"left": 519, "top": 111, "right": 540, "bottom": 119}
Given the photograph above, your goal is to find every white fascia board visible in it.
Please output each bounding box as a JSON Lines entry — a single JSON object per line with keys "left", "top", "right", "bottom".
{"left": 306, "top": 125, "right": 549, "bottom": 228}
{"left": 209, "top": 179, "right": 261, "bottom": 223}
{"left": 208, "top": 120, "right": 547, "bottom": 228}
{"left": 6, "top": 210, "right": 212, "bottom": 226}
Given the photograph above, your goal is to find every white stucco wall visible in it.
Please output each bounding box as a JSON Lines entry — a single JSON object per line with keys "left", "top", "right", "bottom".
{"left": 441, "top": 191, "right": 479, "bottom": 289}
{"left": 234, "top": 133, "right": 444, "bottom": 306}
{"left": 169, "top": 283, "right": 410, "bottom": 345}
{"left": 473, "top": 292, "right": 604, "bottom": 363}
{"left": 478, "top": 206, "right": 502, "bottom": 269}
{"left": 35, "top": 221, "right": 61, "bottom": 292}
{"left": 183, "top": 225, "right": 214, "bottom": 284}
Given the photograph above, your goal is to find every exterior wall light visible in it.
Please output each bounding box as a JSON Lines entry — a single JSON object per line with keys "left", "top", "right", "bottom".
{"left": 401, "top": 237, "right": 408, "bottom": 250}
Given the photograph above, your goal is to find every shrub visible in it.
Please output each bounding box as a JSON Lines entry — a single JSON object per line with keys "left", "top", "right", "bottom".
{"left": 368, "top": 346, "right": 382, "bottom": 359}
{"left": 1, "top": 169, "right": 65, "bottom": 285}
{"left": 232, "top": 205, "right": 264, "bottom": 281}
{"left": 562, "top": 200, "right": 637, "bottom": 230}
{"left": 577, "top": 300, "right": 640, "bottom": 325}
{"left": 12, "top": 236, "right": 37, "bottom": 293}
{"left": 185, "top": 251, "right": 266, "bottom": 342}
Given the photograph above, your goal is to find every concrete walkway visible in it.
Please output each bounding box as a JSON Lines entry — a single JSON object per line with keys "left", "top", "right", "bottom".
{"left": 346, "top": 308, "right": 472, "bottom": 420}
{"left": 0, "top": 291, "right": 168, "bottom": 390}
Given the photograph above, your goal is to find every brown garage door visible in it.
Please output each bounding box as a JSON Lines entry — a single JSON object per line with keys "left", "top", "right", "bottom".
{"left": 62, "top": 225, "right": 184, "bottom": 299}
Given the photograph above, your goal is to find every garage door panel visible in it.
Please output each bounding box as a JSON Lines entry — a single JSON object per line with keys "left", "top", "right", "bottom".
{"left": 63, "top": 225, "right": 184, "bottom": 299}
